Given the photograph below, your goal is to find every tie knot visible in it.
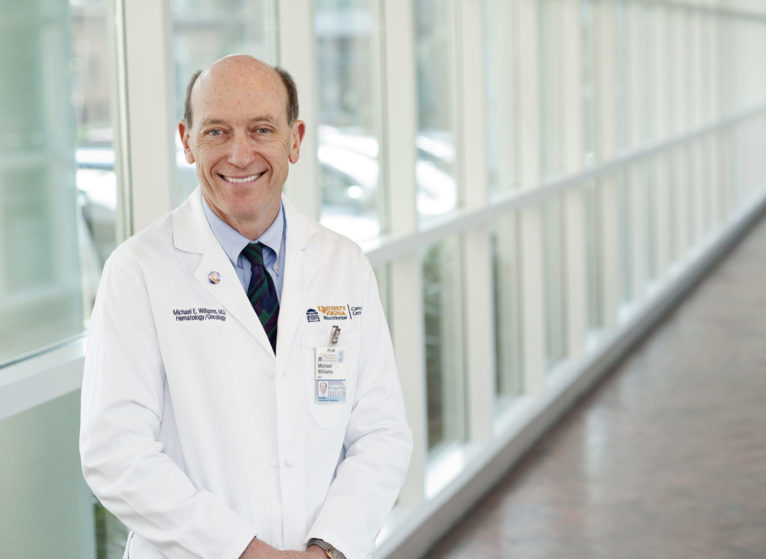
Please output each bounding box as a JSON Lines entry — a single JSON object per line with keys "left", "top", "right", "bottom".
{"left": 242, "top": 242, "right": 265, "bottom": 267}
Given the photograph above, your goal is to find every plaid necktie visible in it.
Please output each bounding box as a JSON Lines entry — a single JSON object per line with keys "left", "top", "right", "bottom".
{"left": 241, "top": 242, "right": 279, "bottom": 352}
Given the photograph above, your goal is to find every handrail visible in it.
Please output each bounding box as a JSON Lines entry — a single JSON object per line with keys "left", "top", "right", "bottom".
{"left": 363, "top": 103, "right": 766, "bottom": 267}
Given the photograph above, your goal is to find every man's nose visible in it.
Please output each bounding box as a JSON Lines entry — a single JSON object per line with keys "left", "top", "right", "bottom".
{"left": 227, "top": 132, "right": 255, "bottom": 167}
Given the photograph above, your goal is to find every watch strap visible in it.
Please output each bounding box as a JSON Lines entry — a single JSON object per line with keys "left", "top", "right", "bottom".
{"left": 307, "top": 538, "right": 346, "bottom": 559}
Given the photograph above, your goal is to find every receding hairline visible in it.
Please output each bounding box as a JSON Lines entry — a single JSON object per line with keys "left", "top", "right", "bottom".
{"left": 183, "top": 56, "right": 299, "bottom": 127}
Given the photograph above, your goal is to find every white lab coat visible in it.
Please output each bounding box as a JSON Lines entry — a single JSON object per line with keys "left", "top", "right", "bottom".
{"left": 80, "top": 189, "right": 412, "bottom": 559}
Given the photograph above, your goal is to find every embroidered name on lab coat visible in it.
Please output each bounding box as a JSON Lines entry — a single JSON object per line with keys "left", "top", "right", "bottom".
{"left": 172, "top": 307, "right": 227, "bottom": 322}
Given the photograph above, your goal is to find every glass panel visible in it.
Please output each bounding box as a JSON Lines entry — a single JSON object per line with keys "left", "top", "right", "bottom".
{"left": 423, "top": 236, "right": 466, "bottom": 452}
{"left": 316, "top": 0, "right": 384, "bottom": 242}
{"left": 614, "top": 0, "right": 629, "bottom": 151}
{"left": 681, "top": 145, "right": 693, "bottom": 255}
{"left": 172, "top": 0, "right": 278, "bottom": 201}
{"left": 485, "top": 0, "right": 518, "bottom": 193}
{"left": 492, "top": 215, "right": 523, "bottom": 404}
{"left": 72, "top": 0, "right": 119, "bottom": 314}
{"left": 584, "top": 179, "right": 604, "bottom": 333}
{"left": 539, "top": 0, "right": 565, "bottom": 177}
{"left": 415, "top": 0, "right": 458, "bottom": 221}
{"left": 581, "top": 0, "right": 598, "bottom": 166}
{"left": 373, "top": 263, "right": 390, "bottom": 327}
{"left": 0, "top": 391, "right": 96, "bottom": 558}
{"left": 542, "top": 195, "right": 567, "bottom": 368}
{"left": 643, "top": 162, "right": 658, "bottom": 284}
{"left": 0, "top": 0, "right": 121, "bottom": 365}
{"left": 617, "top": 168, "right": 633, "bottom": 305}
{"left": 631, "top": 3, "right": 652, "bottom": 145}
{"left": 667, "top": 147, "right": 679, "bottom": 265}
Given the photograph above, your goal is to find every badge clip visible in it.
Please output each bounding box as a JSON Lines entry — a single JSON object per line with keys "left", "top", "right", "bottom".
{"left": 330, "top": 325, "right": 341, "bottom": 346}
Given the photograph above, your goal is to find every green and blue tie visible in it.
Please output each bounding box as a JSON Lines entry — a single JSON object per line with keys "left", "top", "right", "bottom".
{"left": 242, "top": 242, "right": 279, "bottom": 353}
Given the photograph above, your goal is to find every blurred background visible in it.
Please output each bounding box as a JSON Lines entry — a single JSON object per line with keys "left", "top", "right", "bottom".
{"left": 1, "top": 0, "right": 765, "bottom": 557}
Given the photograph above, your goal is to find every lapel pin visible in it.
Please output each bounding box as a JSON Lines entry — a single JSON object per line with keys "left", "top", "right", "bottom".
{"left": 207, "top": 271, "right": 221, "bottom": 285}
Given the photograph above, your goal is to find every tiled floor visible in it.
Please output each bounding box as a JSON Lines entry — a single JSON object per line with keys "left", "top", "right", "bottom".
{"left": 426, "top": 216, "right": 766, "bottom": 559}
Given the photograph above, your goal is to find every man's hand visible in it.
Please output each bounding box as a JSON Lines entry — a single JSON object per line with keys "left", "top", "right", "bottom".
{"left": 239, "top": 537, "right": 328, "bottom": 559}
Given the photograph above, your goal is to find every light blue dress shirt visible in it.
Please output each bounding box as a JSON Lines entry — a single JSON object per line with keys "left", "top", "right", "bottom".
{"left": 202, "top": 198, "right": 286, "bottom": 301}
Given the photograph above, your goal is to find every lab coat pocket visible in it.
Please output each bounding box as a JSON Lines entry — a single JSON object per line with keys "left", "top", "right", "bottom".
{"left": 301, "top": 331, "right": 359, "bottom": 429}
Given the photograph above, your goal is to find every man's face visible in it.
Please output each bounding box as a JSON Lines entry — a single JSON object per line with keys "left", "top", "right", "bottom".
{"left": 179, "top": 57, "right": 305, "bottom": 238}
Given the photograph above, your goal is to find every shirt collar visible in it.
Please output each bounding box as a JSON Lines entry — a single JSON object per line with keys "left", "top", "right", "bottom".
{"left": 201, "top": 197, "right": 284, "bottom": 265}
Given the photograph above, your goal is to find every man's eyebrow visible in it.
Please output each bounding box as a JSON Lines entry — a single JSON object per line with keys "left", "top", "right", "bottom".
{"left": 248, "top": 114, "right": 279, "bottom": 124}
{"left": 198, "top": 115, "right": 279, "bottom": 127}
{"left": 198, "top": 118, "right": 228, "bottom": 127}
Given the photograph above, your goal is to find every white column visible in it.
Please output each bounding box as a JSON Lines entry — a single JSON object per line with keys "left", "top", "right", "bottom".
{"left": 675, "top": 144, "right": 689, "bottom": 260}
{"left": 455, "top": 0, "right": 493, "bottom": 443}
{"left": 670, "top": 7, "right": 688, "bottom": 261}
{"left": 517, "top": 0, "right": 545, "bottom": 392}
{"left": 278, "top": 0, "right": 320, "bottom": 220}
{"left": 596, "top": 0, "right": 619, "bottom": 330}
{"left": 563, "top": 0, "right": 586, "bottom": 359}
{"left": 379, "top": 0, "right": 424, "bottom": 506}
{"left": 652, "top": 3, "right": 670, "bottom": 280}
{"left": 708, "top": 11, "right": 723, "bottom": 228}
{"left": 627, "top": 2, "right": 646, "bottom": 302}
{"left": 118, "top": 0, "right": 178, "bottom": 234}
{"left": 689, "top": 10, "right": 704, "bottom": 247}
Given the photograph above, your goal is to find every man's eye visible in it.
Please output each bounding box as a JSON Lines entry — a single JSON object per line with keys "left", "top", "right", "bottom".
{"left": 256, "top": 128, "right": 272, "bottom": 134}
{"left": 207, "top": 129, "right": 223, "bottom": 136}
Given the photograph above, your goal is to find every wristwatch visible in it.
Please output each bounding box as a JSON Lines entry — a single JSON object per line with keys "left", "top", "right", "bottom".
{"left": 307, "top": 538, "right": 346, "bottom": 559}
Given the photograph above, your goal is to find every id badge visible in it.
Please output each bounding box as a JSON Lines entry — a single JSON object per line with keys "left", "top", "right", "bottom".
{"left": 314, "top": 346, "right": 347, "bottom": 403}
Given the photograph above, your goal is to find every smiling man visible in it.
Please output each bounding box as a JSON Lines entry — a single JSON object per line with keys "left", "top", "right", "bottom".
{"left": 80, "top": 55, "right": 412, "bottom": 559}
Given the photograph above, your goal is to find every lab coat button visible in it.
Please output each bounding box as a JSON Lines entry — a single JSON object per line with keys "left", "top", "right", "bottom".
{"left": 283, "top": 458, "right": 294, "bottom": 468}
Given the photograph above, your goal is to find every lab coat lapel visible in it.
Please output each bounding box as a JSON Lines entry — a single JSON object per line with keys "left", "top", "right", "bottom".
{"left": 172, "top": 189, "right": 275, "bottom": 355}
{"left": 276, "top": 195, "right": 320, "bottom": 373}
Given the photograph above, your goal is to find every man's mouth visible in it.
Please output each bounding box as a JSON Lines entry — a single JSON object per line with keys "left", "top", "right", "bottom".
{"left": 220, "top": 171, "right": 266, "bottom": 184}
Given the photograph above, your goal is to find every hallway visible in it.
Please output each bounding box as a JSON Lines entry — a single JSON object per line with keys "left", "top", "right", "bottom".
{"left": 427, "top": 214, "right": 766, "bottom": 559}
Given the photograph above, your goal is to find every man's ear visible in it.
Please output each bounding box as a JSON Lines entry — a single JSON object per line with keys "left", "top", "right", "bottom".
{"left": 178, "top": 120, "right": 195, "bottom": 164}
{"left": 288, "top": 120, "right": 307, "bottom": 164}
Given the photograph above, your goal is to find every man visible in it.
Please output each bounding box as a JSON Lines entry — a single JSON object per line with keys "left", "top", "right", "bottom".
{"left": 80, "top": 55, "right": 412, "bottom": 559}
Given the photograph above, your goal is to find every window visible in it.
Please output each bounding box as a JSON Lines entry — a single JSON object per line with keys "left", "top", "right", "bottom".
{"left": 584, "top": 179, "right": 604, "bottom": 334}
{"left": 172, "top": 0, "right": 278, "bottom": 201}
{"left": 581, "top": 0, "right": 598, "bottom": 165}
{"left": 492, "top": 215, "right": 524, "bottom": 403}
{"left": 316, "top": 0, "right": 385, "bottom": 242}
{"left": 485, "top": 0, "right": 519, "bottom": 193}
{"left": 0, "top": 0, "right": 118, "bottom": 366}
{"left": 0, "top": 4, "right": 120, "bottom": 557}
{"left": 423, "top": 236, "right": 466, "bottom": 453}
{"left": 542, "top": 195, "right": 568, "bottom": 367}
{"left": 539, "top": 0, "right": 565, "bottom": 177}
{"left": 414, "top": 0, "right": 458, "bottom": 221}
